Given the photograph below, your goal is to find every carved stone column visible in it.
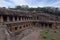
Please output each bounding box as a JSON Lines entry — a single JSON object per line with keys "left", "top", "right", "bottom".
{"left": 28, "top": 17, "right": 29, "bottom": 20}
{"left": 0, "top": 16, "right": 3, "bottom": 22}
{"left": 23, "top": 17, "right": 25, "bottom": 21}
{"left": 47, "top": 24, "right": 49, "bottom": 29}
{"left": 7, "top": 16, "right": 10, "bottom": 22}
{"left": 13, "top": 17, "right": 15, "bottom": 22}
{"left": 52, "top": 23, "right": 56, "bottom": 29}
{"left": 21, "top": 17, "right": 23, "bottom": 21}
{"left": 43, "top": 24, "right": 45, "bottom": 29}
{"left": 26, "top": 17, "right": 28, "bottom": 20}
{"left": 25, "top": 17, "right": 26, "bottom": 21}
{"left": 17, "top": 17, "right": 19, "bottom": 21}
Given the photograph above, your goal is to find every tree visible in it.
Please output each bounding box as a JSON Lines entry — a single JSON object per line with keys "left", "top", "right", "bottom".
{"left": 15, "top": 6, "right": 21, "bottom": 9}
{"left": 21, "top": 5, "right": 29, "bottom": 10}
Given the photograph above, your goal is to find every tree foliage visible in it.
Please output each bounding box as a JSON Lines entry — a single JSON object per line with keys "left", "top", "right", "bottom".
{"left": 8, "top": 5, "right": 60, "bottom": 16}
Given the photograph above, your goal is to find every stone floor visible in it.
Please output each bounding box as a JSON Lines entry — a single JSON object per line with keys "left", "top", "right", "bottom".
{"left": 21, "top": 30, "right": 41, "bottom": 40}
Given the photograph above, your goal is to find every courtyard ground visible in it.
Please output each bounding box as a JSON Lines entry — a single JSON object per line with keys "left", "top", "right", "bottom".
{"left": 17, "top": 27, "right": 60, "bottom": 40}
{"left": 21, "top": 27, "right": 42, "bottom": 40}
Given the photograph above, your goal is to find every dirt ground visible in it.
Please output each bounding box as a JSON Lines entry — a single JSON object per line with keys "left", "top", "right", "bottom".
{"left": 21, "top": 29, "right": 41, "bottom": 40}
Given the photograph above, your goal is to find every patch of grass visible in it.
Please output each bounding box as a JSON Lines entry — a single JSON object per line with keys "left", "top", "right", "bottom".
{"left": 42, "top": 29, "right": 49, "bottom": 33}
{"left": 42, "top": 35, "right": 47, "bottom": 39}
{"left": 40, "top": 29, "right": 60, "bottom": 40}
{"left": 51, "top": 38, "right": 56, "bottom": 40}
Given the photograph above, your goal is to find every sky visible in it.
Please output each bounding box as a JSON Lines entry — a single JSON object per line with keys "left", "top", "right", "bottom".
{"left": 0, "top": 0, "right": 60, "bottom": 8}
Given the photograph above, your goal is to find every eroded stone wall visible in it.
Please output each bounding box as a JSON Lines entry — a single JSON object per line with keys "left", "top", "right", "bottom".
{"left": 0, "top": 21, "right": 59, "bottom": 40}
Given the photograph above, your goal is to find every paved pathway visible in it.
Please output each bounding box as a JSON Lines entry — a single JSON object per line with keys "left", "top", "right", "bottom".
{"left": 21, "top": 29, "right": 41, "bottom": 40}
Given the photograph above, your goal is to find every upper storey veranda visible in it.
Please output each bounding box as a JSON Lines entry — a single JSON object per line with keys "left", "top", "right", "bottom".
{"left": 0, "top": 8, "right": 56, "bottom": 17}
{"left": 0, "top": 8, "right": 60, "bottom": 23}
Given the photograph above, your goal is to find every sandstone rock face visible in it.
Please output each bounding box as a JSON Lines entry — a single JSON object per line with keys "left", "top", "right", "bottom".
{"left": 0, "top": 24, "right": 13, "bottom": 40}
{"left": 0, "top": 25, "right": 6, "bottom": 40}
{"left": 0, "top": 24, "right": 41, "bottom": 40}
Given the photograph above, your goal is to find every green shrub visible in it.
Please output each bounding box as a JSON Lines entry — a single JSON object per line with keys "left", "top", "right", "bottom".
{"left": 54, "top": 30, "right": 58, "bottom": 33}
{"left": 45, "top": 30, "right": 48, "bottom": 33}
{"left": 42, "top": 35, "right": 47, "bottom": 39}
{"left": 51, "top": 38, "right": 56, "bottom": 40}
{"left": 45, "top": 29, "right": 49, "bottom": 34}
{"left": 54, "top": 31, "right": 56, "bottom": 33}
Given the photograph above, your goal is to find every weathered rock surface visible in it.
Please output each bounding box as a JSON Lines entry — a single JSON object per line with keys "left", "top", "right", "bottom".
{"left": 0, "top": 24, "right": 41, "bottom": 40}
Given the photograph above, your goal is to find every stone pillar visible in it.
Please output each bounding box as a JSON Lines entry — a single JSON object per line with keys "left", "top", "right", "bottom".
{"left": 17, "top": 17, "right": 19, "bottom": 21}
{"left": 25, "top": 17, "right": 26, "bottom": 21}
{"left": 39, "top": 23, "right": 41, "bottom": 28}
{"left": 26, "top": 17, "right": 28, "bottom": 20}
{"left": 43, "top": 24, "right": 45, "bottom": 29}
{"left": 0, "top": 16, "right": 3, "bottom": 22}
{"left": 21, "top": 17, "right": 22, "bottom": 21}
{"left": 29, "top": 17, "right": 30, "bottom": 20}
{"left": 36, "top": 17, "right": 38, "bottom": 20}
{"left": 19, "top": 17, "right": 21, "bottom": 21}
{"left": 24, "top": 17, "right": 26, "bottom": 20}
{"left": 23, "top": 17, "right": 25, "bottom": 21}
{"left": 52, "top": 23, "right": 56, "bottom": 29}
{"left": 28, "top": 17, "right": 29, "bottom": 20}
{"left": 28, "top": 18, "right": 29, "bottom": 20}
{"left": 30, "top": 17, "right": 32, "bottom": 20}
{"left": 7, "top": 16, "right": 10, "bottom": 22}
{"left": 29, "top": 17, "right": 31, "bottom": 20}
{"left": 47, "top": 24, "right": 49, "bottom": 29}
{"left": 13, "top": 17, "right": 15, "bottom": 22}
{"left": 25, "top": 17, "right": 26, "bottom": 20}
